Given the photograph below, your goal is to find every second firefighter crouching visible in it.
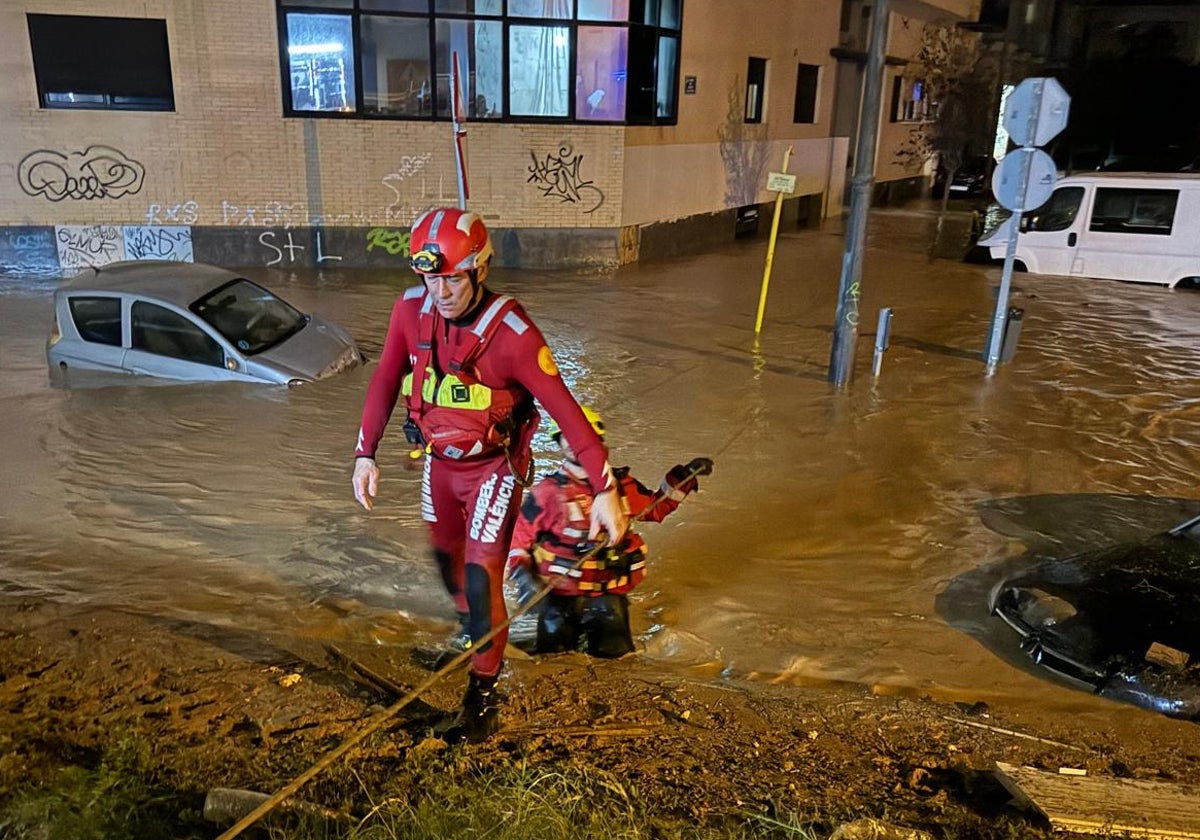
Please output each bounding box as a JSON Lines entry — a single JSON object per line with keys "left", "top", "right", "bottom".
{"left": 506, "top": 408, "right": 713, "bottom": 658}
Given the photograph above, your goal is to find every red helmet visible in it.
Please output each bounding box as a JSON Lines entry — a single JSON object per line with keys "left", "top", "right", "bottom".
{"left": 409, "top": 208, "right": 494, "bottom": 275}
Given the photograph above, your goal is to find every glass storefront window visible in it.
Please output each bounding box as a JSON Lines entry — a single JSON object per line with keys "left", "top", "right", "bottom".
{"left": 360, "top": 15, "right": 432, "bottom": 116}
{"left": 286, "top": 13, "right": 356, "bottom": 112}
{"left": 660, "top": 0, "right": 680, "bottom": 28}
{"left": 509, "top": 24, "right": 569, "bottom": 116}
{"left": 509, "top": 0, "right": 572, "bottom": 20}
{"left": 656, "top": 34, "right": 677, "bottom": 118}
{"left": 276, "top": 0, "right": 679, "bottom": 124}
{"left": 435, "top": 0, "right": 502, "bottom": 13}
{"left": 436, "top": 18, "right": 503, "bottom": 118}
{"left": 578, "top": 0, "right": 628, "bottom": 21}
{"left": 576, "top": 26, "right": 627, "bottom": 121}
{"left": 360, "top": 0, "right": 429, "bottom": 10}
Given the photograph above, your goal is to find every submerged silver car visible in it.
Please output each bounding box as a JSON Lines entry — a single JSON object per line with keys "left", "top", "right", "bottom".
{"left": 47, "top": 261, "right": 363, "bottom": 385}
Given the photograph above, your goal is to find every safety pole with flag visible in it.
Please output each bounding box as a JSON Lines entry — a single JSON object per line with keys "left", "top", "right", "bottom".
{"left": 450, "top": 51, "right": 469, "bottom": 209}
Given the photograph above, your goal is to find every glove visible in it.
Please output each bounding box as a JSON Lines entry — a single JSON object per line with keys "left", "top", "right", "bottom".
{"left": 508, "top": 564, "right": 541, "bottom": 607}
{"left": 666, "top": 457, "right": 713, "bottom": 496}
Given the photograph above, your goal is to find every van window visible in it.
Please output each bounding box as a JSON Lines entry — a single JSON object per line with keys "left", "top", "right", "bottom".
{"left": 1089, "top": 188, "right": 1178, "bottom": 235}
{"left": 131, "top": 301, "right": 224, "bottom": 367}
{"left": 1025, "top": 187, "right": 1084, "bottom": 232}
{"left": 68, "top": 296, "right": 122, "bottom": 345}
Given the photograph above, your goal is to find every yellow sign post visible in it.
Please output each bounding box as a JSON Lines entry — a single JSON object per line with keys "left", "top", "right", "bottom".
{"left": 754, "top": 145, "right": 794, "bottom": 334}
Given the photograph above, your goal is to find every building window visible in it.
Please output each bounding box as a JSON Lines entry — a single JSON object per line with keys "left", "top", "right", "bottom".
{"left": 745, "top": 56, "right": 766, "bottom": 123}
{"left": 27, "top": 14, "right": 174, "bottom": 111}
{"left": 793, "top": 63, "right": 819, "bottom": 123}
{"left": 891, "top": 75, "right": 933, "bottom": 123}
{"left": 275, "top": 0, "right": 680, "bottom": 124}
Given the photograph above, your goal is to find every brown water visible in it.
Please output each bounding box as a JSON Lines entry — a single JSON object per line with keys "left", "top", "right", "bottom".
{"left": 4, "top": 209, "right": 1200, "bottom": 722}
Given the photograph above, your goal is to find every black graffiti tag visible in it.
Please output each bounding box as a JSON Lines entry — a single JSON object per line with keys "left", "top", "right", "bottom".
{"left": 18, "top": 146, "right": 146, "bottom": 202}
{"left": 526, "top": 146, "right": 605, "bottom": 214}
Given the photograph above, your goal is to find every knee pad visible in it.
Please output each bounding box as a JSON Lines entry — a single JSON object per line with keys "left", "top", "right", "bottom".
{"left": 464, "top": 564, "right": 493, "bottom": 647}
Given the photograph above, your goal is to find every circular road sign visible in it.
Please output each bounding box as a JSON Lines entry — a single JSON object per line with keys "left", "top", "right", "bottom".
{"left": 992, "top": 147, "right": 1058, "bottom": 212}
{"left": 1003, "top": 77, "right": 1070, "bottom": 148}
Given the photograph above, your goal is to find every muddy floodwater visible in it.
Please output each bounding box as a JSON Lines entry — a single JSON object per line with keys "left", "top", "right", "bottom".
{"left": 4, "top": 209, "right": 1200, "bottom": 726}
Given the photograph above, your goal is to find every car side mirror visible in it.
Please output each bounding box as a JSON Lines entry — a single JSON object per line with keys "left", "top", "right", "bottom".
{"left": 1019, "top": 215, "right": 1031, "bottom": 232}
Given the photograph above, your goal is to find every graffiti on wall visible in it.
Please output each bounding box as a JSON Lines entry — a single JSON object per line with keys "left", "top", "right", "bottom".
{"left": 365, "top": 228, "right": 411, "bottom": 256}
{"left": 259, "top": 230, "right": 341, "bottom": 266}
{"left": 123, "top": 226, "right": 194, "bottom": 262}
{"left": 382, "top": 153, "right": 433, "bottom": 219}
{"left": 19, "top": 146, "right": 146, "bottom": 202}
{"left": 146, "top": 201, "right": 200, "bottom": 225}
{"left": 56, "top": 225, "right": 126, "bottom": 269}
{"left": 526, "top": 145, "right": 604, "bottom": 214}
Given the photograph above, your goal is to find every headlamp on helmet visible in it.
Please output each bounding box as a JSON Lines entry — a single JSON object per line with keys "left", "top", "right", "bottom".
{"left": 410, "top": 248, "right": 445, "bottom": 274}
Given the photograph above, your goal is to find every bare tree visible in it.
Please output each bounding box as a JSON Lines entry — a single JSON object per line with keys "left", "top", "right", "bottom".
{"left": 896, "top": 23, "right": 1001, "bottom": 259}
{"left": 718, "top": 78, "right": 770, "bottom": 208}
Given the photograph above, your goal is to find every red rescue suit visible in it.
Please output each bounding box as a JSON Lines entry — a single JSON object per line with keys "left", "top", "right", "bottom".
{"left": 356, "top": 286, "right": 615, "bottom": 678}
{"left": 508, "top": 465, "right": 695, "bottom": 596}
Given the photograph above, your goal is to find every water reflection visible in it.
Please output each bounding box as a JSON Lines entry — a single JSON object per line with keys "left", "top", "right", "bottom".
{"left": 3, "top": 215, "right": 1200, "bottom": 719}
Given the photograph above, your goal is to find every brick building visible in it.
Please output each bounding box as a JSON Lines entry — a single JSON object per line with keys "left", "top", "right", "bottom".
{"left": 0, "top": 0, "right": 978, "bottom": 276}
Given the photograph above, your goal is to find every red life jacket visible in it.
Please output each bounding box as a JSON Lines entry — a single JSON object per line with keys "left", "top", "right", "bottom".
{"left": 403, "top": 291, "right": 533, "bottom": 461}
{"left": 532, "top": 470, "right": 648, "bottom": 596}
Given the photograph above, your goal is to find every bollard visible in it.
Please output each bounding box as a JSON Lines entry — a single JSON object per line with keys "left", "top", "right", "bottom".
{"left": 1000, "top": 306, "right": 1024, "bottom": 363}
{"left": 872, "top": 307, "right": 893, "bottom": 377}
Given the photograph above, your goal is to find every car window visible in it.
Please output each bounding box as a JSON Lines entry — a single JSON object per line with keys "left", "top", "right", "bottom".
{"left": 1089, "top": 187, "right": 1178, "bottom": 235}
{"left": 131, "top": 301, "right": 224, "bottom": 367}
{"left": 68, "top": 296, "right": 122, "bottom": 346}
{"left": 190, "top": 279, "right": 305, "bottom": 355}
{"left": 1024, "top": 186, "right": 1084, "bottom": 233}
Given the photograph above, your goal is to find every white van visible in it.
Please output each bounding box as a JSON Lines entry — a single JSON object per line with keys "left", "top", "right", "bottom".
{"left": 977, "top": 172, "right": 1200, "bottom": 288}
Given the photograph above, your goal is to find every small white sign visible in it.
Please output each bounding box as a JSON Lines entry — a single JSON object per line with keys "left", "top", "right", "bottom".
{"left": 766, "top": 172, "right": 796, "bottom": 194}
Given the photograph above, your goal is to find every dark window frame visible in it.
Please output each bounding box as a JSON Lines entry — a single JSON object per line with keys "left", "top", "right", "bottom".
{"left": 744, "top": 56, "right": 766, "bottom": 124}
{"left": 274, "top": 0, "right": 681, "bottom": 125}
{"left": 27, "top": 14, "right": 175, "bottom": 112}
{"left": 793, "top": 62, "right": 819, "bottom": 124}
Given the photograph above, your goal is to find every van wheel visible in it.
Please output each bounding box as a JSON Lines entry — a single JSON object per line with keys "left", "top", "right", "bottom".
{"left": 1014, "top": 260, "right": 1028, "bottom": 273}
{"left": 1175, "top": 277, "right": 1200, "bottom": 290}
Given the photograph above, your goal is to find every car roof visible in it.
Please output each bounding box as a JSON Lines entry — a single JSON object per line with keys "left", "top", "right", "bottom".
{"left": 1059, "top": 171, "right": 1200, "bottom": 188}
{"left": 57, "top": 261, "right": 248, "bottom": 307}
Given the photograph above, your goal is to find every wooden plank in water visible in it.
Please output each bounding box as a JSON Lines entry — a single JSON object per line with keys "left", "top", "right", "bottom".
{"left": 994, "top": 762, "right": 1200, "bottom": 839}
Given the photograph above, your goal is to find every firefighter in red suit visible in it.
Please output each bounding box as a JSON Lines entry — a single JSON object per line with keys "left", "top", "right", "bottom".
{"left": 507, "top": 407, "right": 713, "bottom": 658}
{"left": 351, "top": 208, "right": 627, "bottom": 741}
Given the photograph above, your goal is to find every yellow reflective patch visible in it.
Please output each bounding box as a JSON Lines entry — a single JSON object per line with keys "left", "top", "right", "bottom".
{"left": 538, "top": 345, "right": 559, "bottom": 376}
{"left": 402, "top": 369, "right": 437, "bottom": 401}
{"left": 435, "top": 375, "right": 492, "bottom": 409}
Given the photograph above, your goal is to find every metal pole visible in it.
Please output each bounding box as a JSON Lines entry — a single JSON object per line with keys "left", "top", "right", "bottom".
{"left": 451, "top": 51, "right": 468, "bottom": 209}
{"left": 985, "top": 215, "right": 1020, "bottom": 373}
{"left": 871, "top": 306, "right": 892, "bottom": 377}
{"left": 755, "top": 145, "right": 794, "bottom": 334}
{"left": 829, "top": 0, "right": 889, "bottom": 387}
{"left": 986, "top": 80, "right": 1043, "bottom": 374}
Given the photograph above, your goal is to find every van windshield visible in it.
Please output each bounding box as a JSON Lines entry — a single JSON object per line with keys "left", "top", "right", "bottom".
{"left": 1025, "top": 186, "right": 1084, "bottom": 233}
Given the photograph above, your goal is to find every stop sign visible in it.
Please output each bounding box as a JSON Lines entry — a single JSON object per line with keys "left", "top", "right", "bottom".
{"left": 1003, "top": 78, "right": 1070, "bottom": 148}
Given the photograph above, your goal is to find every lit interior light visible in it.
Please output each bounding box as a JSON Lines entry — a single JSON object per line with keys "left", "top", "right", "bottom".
{"left": 288, "top": 42, "right": 345, "bottom": 55}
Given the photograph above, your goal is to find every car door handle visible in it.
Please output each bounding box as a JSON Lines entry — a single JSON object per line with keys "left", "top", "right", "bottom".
{"left": 1068, "top": 232, "right": 1077, "bottom": 247}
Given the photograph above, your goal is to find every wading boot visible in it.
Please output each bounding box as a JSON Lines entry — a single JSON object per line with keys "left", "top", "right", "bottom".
{"left": 447, "top": 611, "right": 473, "bottom": 652}
{"left": 448, "top": 672, "right": 500, "bottom": 743}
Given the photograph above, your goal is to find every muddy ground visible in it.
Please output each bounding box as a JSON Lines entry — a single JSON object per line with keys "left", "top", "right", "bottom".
{"left": 3, "top": 597, "right": 1200, "bottom": 837}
